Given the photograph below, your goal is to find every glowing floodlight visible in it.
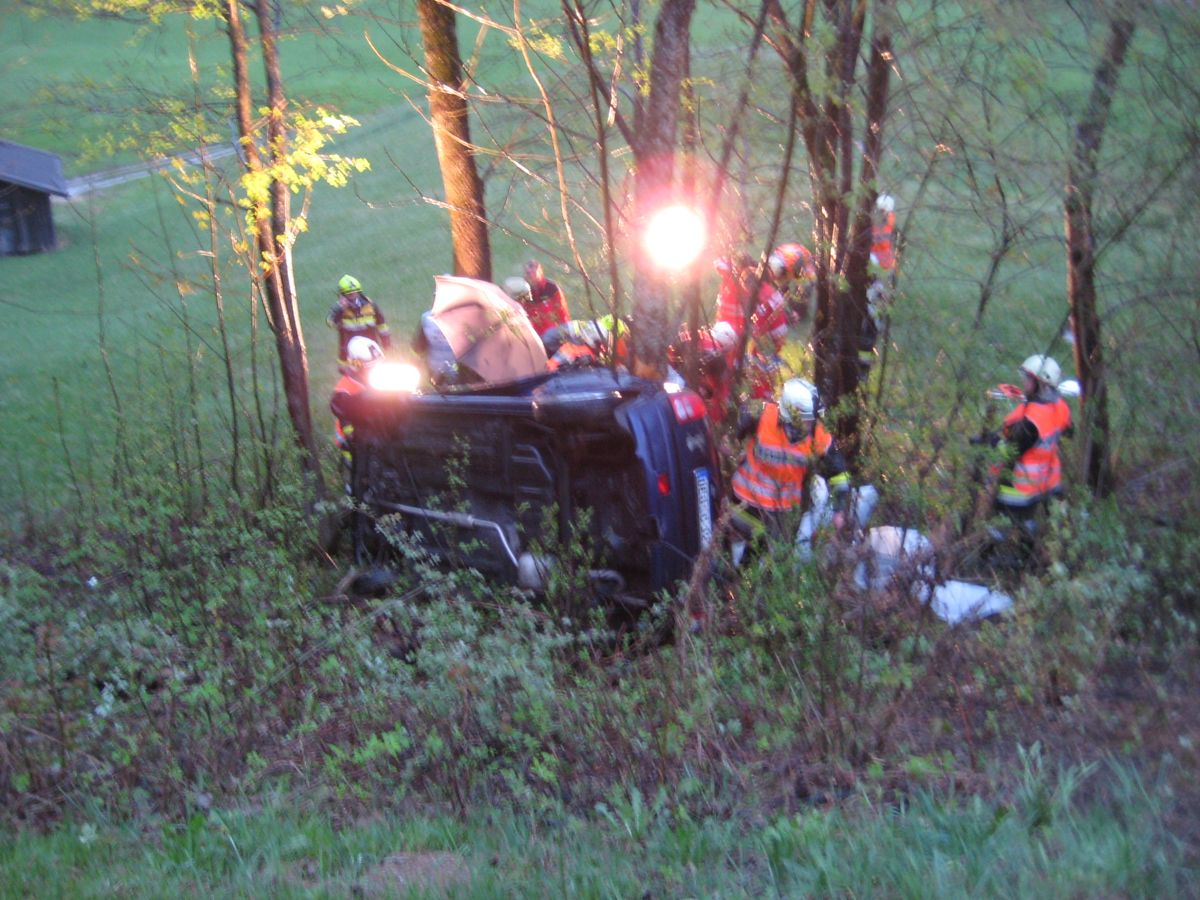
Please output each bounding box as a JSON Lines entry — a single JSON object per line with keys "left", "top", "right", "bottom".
{"left": 369, "top": 362, "right": 422, "bottom": 393}
{"left": 644, "top": 205, "right": 706, "bottom": 271}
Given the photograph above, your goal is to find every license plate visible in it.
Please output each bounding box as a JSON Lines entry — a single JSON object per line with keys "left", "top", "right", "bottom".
{"left": 695, "top": 468, "right": 713, "bottom": 548}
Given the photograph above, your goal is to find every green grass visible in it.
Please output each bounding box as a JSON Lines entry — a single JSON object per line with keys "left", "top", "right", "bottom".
{"left": 2, "top": 0, "right": 1197, "bottom": 518}
{"left": 0, "top": 1, "right": 427, "bottom": 172}
{"left": 0, "top": 761, "right": 1185, "bottom": 898}
{"left": 1, "top": 6, "right": 1197, "bottom": 892}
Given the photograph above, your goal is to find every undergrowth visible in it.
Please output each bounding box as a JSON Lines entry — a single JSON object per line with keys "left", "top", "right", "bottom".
{"left": 2, "top": 454, "right": 1197, "bottom": 885}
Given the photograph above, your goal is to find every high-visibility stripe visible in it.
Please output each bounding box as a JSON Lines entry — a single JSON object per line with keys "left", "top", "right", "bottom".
{"left": 871, "top": 212, "right": 896, "bottom": 271}
{"left": 548, "top": 342, "right": 596, "bottom": 371}
{"left": 1000, "top": 397, "right": 1072, "bottom": 501}
{"left": 732, "top": 406, "right": 833, "bottom": 511}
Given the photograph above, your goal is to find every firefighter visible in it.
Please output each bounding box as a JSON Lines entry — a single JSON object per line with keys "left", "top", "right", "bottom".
{"left": 712, "top": 252, "right": 790, "bottom": 402}
{"left": 542, "top": 315, "right": 629, "bottom": 372}
{"left": 870, "top": 194, "right": 897, "bottom": 274}
{"left": 729, "top": 378, "right": 852, "bottom": 560}
{"left": 767, "top": 241, "right": 817, "bottom": 322}
{"left": 860, "top": 194, "right": 897, "bottom": 375}
{"left": 669, "top": 320, "right": 740, "bottom": 421}
{"left": 328, "top": 274, "right": 392, "bottom": 372}
{"left": 522, "top": 260, "right": 570, "bottom": 338}
{"left": 502, "top": 275, "right": 561, "bottom": 339}
{"left": 988, "top": 354, "right": 1074, "bottom": 529}
{"left": 330, "top": 336, "right": 384, "bottom": 470}
{"left": 713, "top": 252, "right": 786, "bottom": 347}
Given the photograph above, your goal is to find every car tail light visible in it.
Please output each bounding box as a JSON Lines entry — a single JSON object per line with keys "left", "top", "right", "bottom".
{"left": 657, "top": 473, "right": 671, "bottom": 496}
{"left": 670, "top": 390, "right": 706, "bottom": 424}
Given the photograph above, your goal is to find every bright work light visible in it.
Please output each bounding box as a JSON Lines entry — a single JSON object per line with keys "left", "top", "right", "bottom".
{"left": 644, "top": 205, "right": 706, "bottom": 271}
{"left": 369, "top": 362, "right": 421, "bottom": 393}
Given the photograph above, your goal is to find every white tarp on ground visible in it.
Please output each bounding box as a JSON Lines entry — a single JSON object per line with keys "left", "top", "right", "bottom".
{"left": 928, "top": 579, "right": 1013, "bottom": 623}
{"left": 853, "top": 525, "right": 1013, "bottom": 625}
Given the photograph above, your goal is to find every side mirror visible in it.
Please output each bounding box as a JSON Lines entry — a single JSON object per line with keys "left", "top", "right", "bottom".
{"left": 1059, "top": 379, "right": 1081, "bottom": 398}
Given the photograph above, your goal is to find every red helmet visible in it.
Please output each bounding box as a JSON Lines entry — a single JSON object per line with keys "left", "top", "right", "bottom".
{"left": 767, "top": 243, "right": 815, "bottom": 283}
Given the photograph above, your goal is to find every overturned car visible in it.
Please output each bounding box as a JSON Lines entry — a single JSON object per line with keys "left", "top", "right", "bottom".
{"left": 333, "top": 276, "right": 721, "bottom": 609}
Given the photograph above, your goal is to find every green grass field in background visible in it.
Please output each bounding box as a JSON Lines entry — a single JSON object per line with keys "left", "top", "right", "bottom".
{"left": 1, "top": 0, "right": 1193, "bottom": 518}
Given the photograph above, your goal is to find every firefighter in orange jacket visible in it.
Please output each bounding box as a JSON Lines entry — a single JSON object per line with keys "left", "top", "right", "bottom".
{"left": 330, "top": 336, "right": 384, "bottom": 470}
{"left": 990, "top": 355, "right": 1074, "bottom": 524}
{"left": 861, "top": 194, "right": 897, "bottom": 375}
{"left": 542, "top": 315, "right": 629, "bottom": 372}
{"left": 712, "top": 253, "right": 790, "bottom": 402}
{"left": 767, "top": 242, "right": 817, "bottom": 322}
{"left": 730, "top": 378, "right": 851, "bottom": 548}
{"left": 713, "top": 252, "right": 789, "bottom": 351}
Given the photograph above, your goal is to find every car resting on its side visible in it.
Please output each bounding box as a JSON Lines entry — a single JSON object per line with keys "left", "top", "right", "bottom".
{"left": 334, "top": 365, "right": 721, "bottom": 611}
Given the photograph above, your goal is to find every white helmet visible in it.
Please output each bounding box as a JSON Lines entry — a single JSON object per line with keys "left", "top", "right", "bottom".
{"left": 503, "top": 276, "right": 532, "bottom": 303}
{"left": 710, "top": 320, "right": 738, "bottom": 351}
{"left": 876, "top": 193, "right": 895, "bottom": 213}
{"left": 1019, "top": 354, "right": 1061, "bottom": 388}
{"left": 778, "top": 378, "right": 820, "bottom": 424}
{"left": 346, "top": 336, "right": 384, "bottom": 369}
{"left": 766, "top": 251, "right": 787, "bottom": 282}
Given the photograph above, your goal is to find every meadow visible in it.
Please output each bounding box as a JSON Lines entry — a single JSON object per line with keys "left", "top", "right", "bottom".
{"left": 1, "top": 1, "right": 1198, "bottom": 893}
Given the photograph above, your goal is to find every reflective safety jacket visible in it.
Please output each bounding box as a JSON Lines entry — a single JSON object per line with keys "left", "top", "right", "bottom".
{"left": 871, "top": 211, "right": 896, "bottom": 272}
{"left": 997, "top": 395, "right": 1073, "bottom": 507}
{"left": 715, "top": 276, "right": 789, "bottom": 354}
{"left": 331, "top": 373, "right": 367, "bottom": 464}
{"left": 732, "top": 404, "right": 850, "bottom": 511}
{"left": 328, "top": 295, "right": 392, "bottom": 369}
{"left": 546, "top": 315, "right": 630, "bottom": 371}
{"left": 546, "top": 341, "right": 598, "bottom": 372}
{"left": 524, "top": 280, "right": 569, "bottom": 338}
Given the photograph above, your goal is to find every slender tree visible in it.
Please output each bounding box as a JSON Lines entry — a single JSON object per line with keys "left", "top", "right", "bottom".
{"left": 224, "top": 0, "right": 324, "bottom": 490}
{"left": 630, "top": 0, "right": 697, "bottom": 375}
{"left": 561, "top": 0, "right": 697, "bottom": 374}
{"left": 763, "top": 0, "right": 895, "bottom": 454}
{"left": 1066, "top": 16, "right": 1135, "bottom": 498}
{"left": 416, "top": 0, "right": 491, "bottom": 280}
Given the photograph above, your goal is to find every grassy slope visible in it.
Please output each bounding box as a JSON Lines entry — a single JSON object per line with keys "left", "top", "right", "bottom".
{"left": 0, "top": 3, "right": 1196, "bottom": 888}
{"left": 0, "top": 1, "right": 406, "bottom": 171}
{"left": 2, "top": 1, "right": 1194, "bottom": 515}
{"left": 0, "top": 770, "right": 1184, "bottom": 898}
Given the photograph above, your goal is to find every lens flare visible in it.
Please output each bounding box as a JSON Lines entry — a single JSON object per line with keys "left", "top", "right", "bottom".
{"left": 644, "top": 205, "right": 706, "bottom": 271}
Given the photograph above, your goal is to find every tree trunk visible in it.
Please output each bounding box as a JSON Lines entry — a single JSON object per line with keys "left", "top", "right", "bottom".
{"left": 1065, "top": 17, "right": 1134, "bottom": 498}
{"left": 629, "top": 0, "right": 696, "bottom": 376}
{"left": 224, "top": 0, "right": 324, "bottom": 488}
{"left": 417, "top": 0, "right": 491, "bottom": 281}
{"left": 769, "top": 0, "right": 892, "bottom": 456}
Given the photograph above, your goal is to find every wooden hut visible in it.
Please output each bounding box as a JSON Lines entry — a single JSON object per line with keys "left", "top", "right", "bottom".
{"left": 0, "top": 140, "right": 69, "bottom": 256}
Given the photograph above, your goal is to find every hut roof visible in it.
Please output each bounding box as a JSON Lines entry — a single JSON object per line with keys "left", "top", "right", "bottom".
{"left": 0, "top": 140, "right": 68, "bottom": 197}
